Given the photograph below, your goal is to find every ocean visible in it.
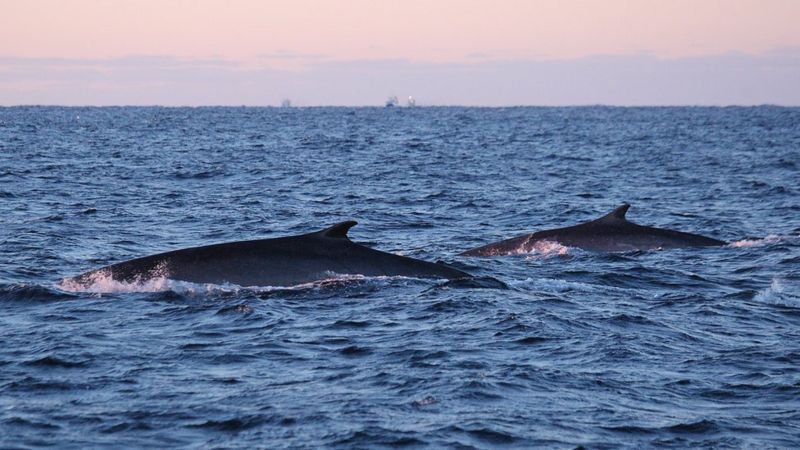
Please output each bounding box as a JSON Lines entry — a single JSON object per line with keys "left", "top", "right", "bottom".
{"left": 1, "top": 106, "right": 798, "bottom": 448}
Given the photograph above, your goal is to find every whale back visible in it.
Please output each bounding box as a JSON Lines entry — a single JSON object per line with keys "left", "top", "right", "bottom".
{"left": 69, "top": 221, "right": 471, "bottom": 287}
{"left": 460, "top": 203, "right": 726, "bottom": 255}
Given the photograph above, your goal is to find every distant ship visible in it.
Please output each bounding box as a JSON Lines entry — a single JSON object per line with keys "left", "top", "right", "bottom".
{"left": 385, "top": 95, "right": 399, "bottom": 107}
{"left": 280, "top": 99, "right": 292, "bottom": 108}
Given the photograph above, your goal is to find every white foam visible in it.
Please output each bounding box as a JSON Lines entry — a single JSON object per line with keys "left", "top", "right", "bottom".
{"left": 57, "top": 269, "right": 176, "bottom": 294}
{"left": 521, "top": 240, "right": 570, "bottom": 259}
{"left": 754, "top": 277, "right": 799, "bottom": 307}
{"left": 56, "top": 272, "right": 424, "bottom": 295}
{"left": 729, "top": 235, "right": 783, "bottom": 248}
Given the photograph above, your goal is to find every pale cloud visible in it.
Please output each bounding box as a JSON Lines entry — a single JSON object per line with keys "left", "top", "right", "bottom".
{"left": 1, "top": 50, "right": 799, "bottom": 106}
{"left": 258, "top": 52, "right": 328, "bottom": 61}
{"left": 0, "top": 55, "right": 235, "bottom": 68}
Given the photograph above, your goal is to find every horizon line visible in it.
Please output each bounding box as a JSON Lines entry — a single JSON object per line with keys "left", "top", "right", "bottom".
{"left": 2, "top": 103, "right": 799, "bottom": 108}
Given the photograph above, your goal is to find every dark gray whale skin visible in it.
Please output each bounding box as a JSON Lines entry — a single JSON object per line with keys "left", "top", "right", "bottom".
{"left": 460, "top": 203, "right": 726, "bottom": 256}
{"left": 68, "top": 221, "right": 471, "bottom": 287}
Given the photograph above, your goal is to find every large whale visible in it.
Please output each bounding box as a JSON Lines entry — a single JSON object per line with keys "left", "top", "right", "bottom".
{"left": 460, "top": 203, "right": 726, "bottom": 256}
{"left": 65, "top": 221, "right": 472, "bottom": 288}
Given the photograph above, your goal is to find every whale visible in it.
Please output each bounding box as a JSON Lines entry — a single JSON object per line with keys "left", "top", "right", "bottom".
{"left": 459, "top": 203, "right": 726, "bottom": 256}
{"left": 65, "top": 221, "right": 472, "bottom": 288}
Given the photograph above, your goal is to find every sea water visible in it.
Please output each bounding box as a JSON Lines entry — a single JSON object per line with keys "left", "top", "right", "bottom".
{"left": 1, "top": 106, "right": 798, "bottom": 448}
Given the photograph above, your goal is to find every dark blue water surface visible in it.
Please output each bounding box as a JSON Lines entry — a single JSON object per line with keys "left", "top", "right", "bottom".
{"left": 1, "top": 106, "right": 799, "bottom": 449}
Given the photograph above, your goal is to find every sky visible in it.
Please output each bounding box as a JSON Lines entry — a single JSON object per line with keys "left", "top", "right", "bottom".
{"left": 1, "top": 0, "right": 799, "bottom": 106}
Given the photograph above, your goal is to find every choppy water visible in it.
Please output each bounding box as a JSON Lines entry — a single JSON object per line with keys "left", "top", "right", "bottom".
{"left": 1, "top": 106, "right": 799, "bottom": 448}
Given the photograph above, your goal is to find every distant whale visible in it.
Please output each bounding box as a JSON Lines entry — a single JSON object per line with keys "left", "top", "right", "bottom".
{"left": 66, "top": 221, "right": 472, "bottom": 288}
{"left": 460, "top": 203, "right": 726, "bottom": 256}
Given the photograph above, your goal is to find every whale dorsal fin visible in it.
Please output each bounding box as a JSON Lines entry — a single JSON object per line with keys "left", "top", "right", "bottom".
{"left": 318, "top": 220, "right": 357, "bottom": 239}
{"left": 596, "top": 203, "right": 630, "bottom": 223}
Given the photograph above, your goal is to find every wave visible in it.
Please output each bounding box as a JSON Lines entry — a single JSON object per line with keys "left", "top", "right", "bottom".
{"left": 510, "top": 276, "right": 635, "bottom": 295}
{"left": 0, "top": 283, "right": 78, "bottom": 302}
{"left": 603, "top": 419, "right": 719, "bottom": 435}
{"left": 22, "top": 355, "right": 89, "bottom": 368}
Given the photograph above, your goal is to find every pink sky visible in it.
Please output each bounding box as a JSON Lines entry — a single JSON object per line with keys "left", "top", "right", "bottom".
{"left": 2, "top": 0, "right": 800, "bottom": 105}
